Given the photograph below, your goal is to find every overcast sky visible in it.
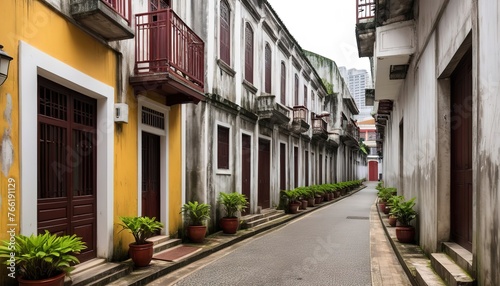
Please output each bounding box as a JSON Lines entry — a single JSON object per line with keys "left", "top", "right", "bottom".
{"left": 266, "top": 0, "right": 371, "bottom": 72}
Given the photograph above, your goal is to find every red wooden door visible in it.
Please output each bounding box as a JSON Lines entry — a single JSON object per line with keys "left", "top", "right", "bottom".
{"left": 280, "top": 143, "right": 286, "bottom": 190}
{"left": 241, "top": 134, "right": 251, "bottom": 215}
{"left": 305, "top": 151, "right": 309, "bottom": 186}
{"left": 142, "top": 132, "right": 161, "bottom": 222}
{"left": 258, "top": 139, "right": 271, "bottom": 209}
{"left": 369, "top": 161, "right": 378, "bottom": 181}
{"left": 294, "top": 147, "right": 299, "bottom": 188}
{"left": 37, "top": 77, "right": 97, "bottom": 263}
{"left": 450, "top": 49, "right": 472, "bottom": 251}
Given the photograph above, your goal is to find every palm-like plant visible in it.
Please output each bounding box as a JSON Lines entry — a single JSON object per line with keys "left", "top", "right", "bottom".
{"left": 391, "top": 197, "right": 417, "bottom": 226}
{"left": 180, "top": 201, "right": 211, "bottom": 226}
{"left": 218, "top": 192, "right": 248, "bottom": 218}
{"left": 119, "top": 216, "right": 164, "bottom": 245}
{"left": 0, "top": 231, "right": 86, "bottom": 280}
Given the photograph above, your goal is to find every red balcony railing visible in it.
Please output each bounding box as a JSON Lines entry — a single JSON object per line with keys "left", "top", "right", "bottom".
{"left": 102, "top": 0, "right": 131, "bottom": 25}
{"left": 135, "top": 9, "right": 205, "bottom": 89}
{"left": 356, "top": 0, "right": 375, "bottom": 23}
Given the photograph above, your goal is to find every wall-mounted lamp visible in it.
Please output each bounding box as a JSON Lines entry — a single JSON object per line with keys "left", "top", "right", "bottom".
{"left": 0, "top": 45, "right": 14, "bottom": 86}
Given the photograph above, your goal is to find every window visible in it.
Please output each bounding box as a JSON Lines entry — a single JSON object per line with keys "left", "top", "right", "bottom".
{"left": 220, "top": 0, "right": 230, "bottom": 64}
{"left": 217, "top": 125, "right": 230, "bottom": 169}
{"left": 294, "top": 74, "right": 299, "bottom": 106}
{"left": 265, "top": 44, "right": 272, "bottom": 93}
{"left": 280, "top": 62, "right": 286, "bottom": 104}
{"left": 304, "top": 85, "right": 308, "bottom": 107}
{"left": 245, "top": 23, "right": 254, "bottom": 83}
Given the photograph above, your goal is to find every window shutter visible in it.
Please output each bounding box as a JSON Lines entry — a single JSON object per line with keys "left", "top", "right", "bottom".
{"left": 280, "top": 62, "right": 286, "bottom": 104}
{"left": 220, "top": 0, "right": 230, "bottom": 64}
{"left": 245, "top": 24, "right": 254, "bottom": 83}
{"left": 265, "top": 44, "right": 272, "bottom": 93}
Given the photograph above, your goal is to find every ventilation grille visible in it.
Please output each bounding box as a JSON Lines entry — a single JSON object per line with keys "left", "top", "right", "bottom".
{"left": 142, "top": 106, "right": 165, "bottom": 129}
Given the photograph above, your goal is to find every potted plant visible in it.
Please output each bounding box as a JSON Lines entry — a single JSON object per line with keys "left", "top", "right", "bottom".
{"left": 282, "top": 190, "right": 300, "bottom": 214}
{"left": 387, "top": 195, "right": 404, "bottom": 227}
{"left": 218, "top": 192, "right": 248, "bottom": 234}
{"left": 391, "top": 197, "right": 417, "bottom": 243}
{"left": 180, "top": 201, "right": 211, "bottom": 242}
{"left": 0, "top": 230, "right": 86, "bottom": 286}
{"left": 119, "top": 216, "right": 164, "bottom": 267}
{"left": 377, "top": 187, "right": 393, "bottom": 212}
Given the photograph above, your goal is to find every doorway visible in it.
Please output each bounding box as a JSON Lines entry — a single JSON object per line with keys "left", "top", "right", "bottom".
{"left": 142, "top": 132, "right": 161, "bottom": 222}
{"left": 450, "top": 49, "right": 473, "bottom": 251}
{"left": 241, "top": 134, "right": 251, "bottom": 215}
{"left": 258, "top": 139, "right": 271, "bottom": 209}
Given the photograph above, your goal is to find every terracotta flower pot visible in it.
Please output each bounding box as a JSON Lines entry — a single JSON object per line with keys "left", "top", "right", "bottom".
{"left": 388, "top": 216, "right": 397, "bottom": 227}
{"left": 395, "top": 226, "right": 415, "bottom": 243}
{"left": 18, "top": 272, "right": 65, "bottom": 286}
{"left": 300, "top": 200, "right": 308, "bottom": 210}
{"left": 187, "top": 225, "right": 207, "bottom": 243}
{"left": 308, "top": 198, "right": 315, "bottom": 207}
{"left": 378, "top": 201, "right": 386, "bottom": 212}
{"left": 220, "top": 217, "right": 239, "bottom": 234}
{"left": 289, "top": 202, "right": 300, "bottom": 214}
{"left": 129, "top": 241, "right": 154, "bottom": 267}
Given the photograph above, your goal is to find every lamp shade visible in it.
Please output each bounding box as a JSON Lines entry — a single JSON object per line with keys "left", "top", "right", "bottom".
{"left": 0, "top": 45, "right": 14, "bottom": 86}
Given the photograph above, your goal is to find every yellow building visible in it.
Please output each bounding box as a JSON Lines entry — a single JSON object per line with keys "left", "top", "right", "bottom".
{"left": 0, "top": 1, "right": 204, "bottom": 283}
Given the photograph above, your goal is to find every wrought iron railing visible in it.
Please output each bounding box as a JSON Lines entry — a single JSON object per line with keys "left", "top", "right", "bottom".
{"left": 134, "top": 9, "right": 205, "bottom": 89}
{"left": 102, "top": 0, "right": 131, "bottom": 25}
{"left": 356, "top": 0, "right": 375, "bottom": 23}
{"left": 293, "top": 106, "right": 309, "bottom": 123}
{"left": 312, "top": 117, "right": 328, "bottom": 134}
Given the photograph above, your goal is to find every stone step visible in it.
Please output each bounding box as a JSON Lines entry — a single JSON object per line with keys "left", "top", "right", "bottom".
{"left": 414, "top": 259, "right": 446, "bottom": 286}
{"left": 68, "top": 259, "right": 131, "bottom": 286}
{"left": 243, "top": 212, "right": 287, "bottom": 229}
{"left": 147, "top": 235, "right": 170, "bottom": 246}
{"left": 442, "top": 242, "right": 474, "bottom": 276}
{"left": 430, "top": 253, "right": 474, "bottom": 286}
{"left": 152, "top": 238, "right": 182, "bottom": 254}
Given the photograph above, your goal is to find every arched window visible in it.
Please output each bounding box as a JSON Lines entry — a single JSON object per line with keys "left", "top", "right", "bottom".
{"left": 264, "top": 44, "right": 272, "bottom": 93}
{"left": 220, "top": 0, "right": 230, "bottom": 64}
{"left": 245, "top": 23, "right": 254, "bottom": 83}
{"left": 304, "top": 85, "right": 308, "bottom": 107}
{"left": 280, "top": 62, "right": 286, "bottom": 104}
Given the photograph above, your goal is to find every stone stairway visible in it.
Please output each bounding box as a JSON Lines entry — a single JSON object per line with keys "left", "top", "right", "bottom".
{"left": 240, "top": 209, "right": 286, "bottom": 229}
{"left": 66, "top": 236, "right": 180, "bottom": 286}
{"left": 415, "top": 242, "right": 474, "bottom": 286}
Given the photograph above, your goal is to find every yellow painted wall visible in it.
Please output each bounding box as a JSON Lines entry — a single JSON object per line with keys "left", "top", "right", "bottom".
{"left": 0, "top": 0, "right": 138, "bottom": 264}
{"left": 168, "top": 105, "right": 183, "bottom": 236}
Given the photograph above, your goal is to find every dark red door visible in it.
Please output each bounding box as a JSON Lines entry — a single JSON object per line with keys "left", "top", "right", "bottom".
{"left": 294, "top": 147, "right": 299, "bottom": 188}
{"left": 37, "top": 77, "right": 97, "bottom": 263}
{"left": 241, "top": 134, "right": 251, "bottom": 215}
{"left": 142, "top": 132, "right": 161, "bottom": 221}
{"left": 258, "top": 139, "right": 271, "bottom": 209}
{"left": 305, "top": 151, "right": 309, "bottom": 186}
{"left": 450, "top": 49, "right": 472, "bottom": 251}
{"left": 369, "top": 161, "right": 378, "bottom": 181}
{"left": 280, "top": 143, "right": 286, "bottom": 190}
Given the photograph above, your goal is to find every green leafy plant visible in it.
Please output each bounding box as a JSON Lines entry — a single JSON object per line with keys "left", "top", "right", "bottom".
{"left": 390, "top": 197, "right": 417, "bottom": 226}
{"left": 377, "top": 187, "right": 395, "bottom": 202}
{"left": 281, "top": 190, "right": 300, "bottom": 204}
{"left": 0, "top": 231, "right": 86, "bottom": 280}
{"left": 218, "top": 192, "right": 248, "bottom": 218}
{"left": 119, "top": 216, "right": 164, "bottom": 245}
{"left": 180, "top": 201, "right": 211, "bottom": 226}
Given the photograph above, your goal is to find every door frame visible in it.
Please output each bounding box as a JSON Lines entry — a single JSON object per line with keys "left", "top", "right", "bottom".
{"left": 138, "top": 96, "right": 169, "bottom": 235}
{"left": 19, "top": 42, "right": 115, "bottom": 258}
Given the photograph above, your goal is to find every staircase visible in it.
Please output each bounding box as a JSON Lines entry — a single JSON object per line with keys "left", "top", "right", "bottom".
{"left": 415, "top": 242, "right": 475, "bottom": 286}
{"left": 240, "top": 209, "right": 286, "bottom": 229}
{"left": 67, "top": 236, "right": 181, "bottom": 286}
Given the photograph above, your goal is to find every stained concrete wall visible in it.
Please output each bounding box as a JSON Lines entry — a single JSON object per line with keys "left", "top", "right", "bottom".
{"left": 380, "top": 0, "right": 500, "bottom": 283}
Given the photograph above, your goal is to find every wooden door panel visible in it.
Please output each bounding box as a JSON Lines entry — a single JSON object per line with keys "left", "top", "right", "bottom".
{"left": 241, "top": 134, "right": 251, "bottom": 215}
{"left": 258, "top": 139, "right": 270, "bottom": 209}
{"left": 142, "top": 132, "right": 161, "bottom": 220}
{"left": 450, "top": 49, "right": 472, "bottom": 251}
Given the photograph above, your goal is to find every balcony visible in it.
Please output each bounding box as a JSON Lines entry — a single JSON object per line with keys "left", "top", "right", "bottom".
{"left": 129, "top": 9, "right": 205, "bottom": 106}
{"left": 341, "top": 123, "right": 360, "bottom": 148}
{"left": 355, "top": 0, "right": 376, "bottom": 57}
{"left": 256, "top": 94, "right": 290, "bottom": 126}
{"left": 311, "top": 115, "right": 328, "bottom": 141}
{"left": 70, "top": 0, "right": 134, "bottom": 41}
{"left": 291, "top": 106, "right": 310, "bottom": 134}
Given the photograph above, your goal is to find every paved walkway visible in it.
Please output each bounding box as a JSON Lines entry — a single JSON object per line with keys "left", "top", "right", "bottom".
{"left": 107, "top": 183, "right": 412, "bottom": 285}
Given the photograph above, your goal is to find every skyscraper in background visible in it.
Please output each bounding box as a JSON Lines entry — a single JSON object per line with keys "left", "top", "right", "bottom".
{"left": 339, "top": 67, "right": 372, "bottom": 119}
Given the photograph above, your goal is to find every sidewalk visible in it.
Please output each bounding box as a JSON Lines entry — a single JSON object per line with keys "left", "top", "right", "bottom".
{"left": 72, "top": 183, "right": 415, "bottom": 286}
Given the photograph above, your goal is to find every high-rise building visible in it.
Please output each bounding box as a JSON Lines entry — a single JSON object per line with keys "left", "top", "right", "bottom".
{"left": 339, "top": 67, "right": 372, "bottom": 118}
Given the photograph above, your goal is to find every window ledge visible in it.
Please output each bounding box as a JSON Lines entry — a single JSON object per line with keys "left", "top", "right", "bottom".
{"left": 216, "top": 169, "right": 232, "bottom": 176}
{"left": 242, "top": 79, "right": 258, "bottom": 94}
{"left": 217, "top": 59, "right": 236, "bottom": 77}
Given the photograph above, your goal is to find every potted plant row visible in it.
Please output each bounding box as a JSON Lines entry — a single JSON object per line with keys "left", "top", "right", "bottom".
{"left": 390, "top": 197, "right": 417, "bottom": 243}
{"left": 0, "top": 231, "right": 87, "bottom": 286}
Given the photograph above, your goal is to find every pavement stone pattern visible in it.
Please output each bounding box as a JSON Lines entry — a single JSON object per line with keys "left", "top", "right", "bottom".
{"left": 370, "top": 195, "right": 412, "bottom": 286}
